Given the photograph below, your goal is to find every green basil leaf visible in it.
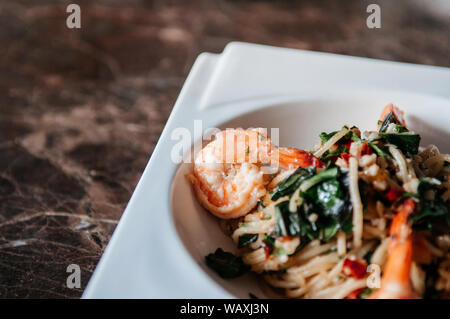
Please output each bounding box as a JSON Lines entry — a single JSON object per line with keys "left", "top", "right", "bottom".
{"left": 412, "top": 201, "right": 448, "bottom": 223}
{"left": 321, "top": 145, "right": 347, "bottom": 161}
{"left": 411, "top": 178, "right": 450, "bottom": 231}
{"left": 271, "top": 167, "right": 315, "bottom": 200}
{"left": 205, "top": 248, "right": 250, "bottom": 279}
{"left": 341, "top": 218, "right": 353, "bottom": 234}
{"left": 238, "top": 234, "right": 258, "bottom": 248}
{"left": 274, "top": 248, "right": 289, "bottom": 256}
{"left": 320, "top": 131, "right": 338, "bottom": 143}
{"left": 368, "top": 141, "right": 392, "bottom": 158}
{"left": 275, "top": 201, "right": 301, "bottom": 237}
{"left": 316, "top": 179, "right": 345, "bottom": 216}
{"left": 262, "top": 269, "right": 287, "bottom": 275}
{"left": 322, "top": 220, "right": 339, "bottom": 242}
{"left": 359, "top": 288, "right": 372, "bottom": 299}
{"left": 263, "top": 235, "right": 275, "bottom": 248}
{"left": 379, "top": 132, "right": 420, "bottom": 155}
{"left": 300, "top": 167, "right": 340, "bottom": 192}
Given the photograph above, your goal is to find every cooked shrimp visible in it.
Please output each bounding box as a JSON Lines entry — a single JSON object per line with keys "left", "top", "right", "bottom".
{"left": 188, "top": 129, "right": 324, "bottom": 219}
{"left": 371, "top": 198, "right": 416, "bottom": 299}
{"left": 378, "top": 103, "right": 406, "bottom": 129}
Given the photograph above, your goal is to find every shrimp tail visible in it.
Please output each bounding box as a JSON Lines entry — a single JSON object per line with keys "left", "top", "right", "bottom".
{"left": 378, "top": 104, "right": 406, "bottom": 129}
{"left": 371, "top": 198, "right": 416, "bottom": 299}
{"left": 275, "top": 147, "right": 325, "bottom": 170}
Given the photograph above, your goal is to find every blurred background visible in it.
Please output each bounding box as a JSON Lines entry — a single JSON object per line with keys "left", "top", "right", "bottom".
{"left": 0, "top": 0, "right": 449, "bottom": 298}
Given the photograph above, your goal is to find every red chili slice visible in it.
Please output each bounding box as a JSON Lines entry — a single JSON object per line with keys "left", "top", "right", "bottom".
{"left": 276, "top": 148, "right": 325, "bottom": 169}
{"left": 340, "top": 153, "right": 351, "bottom": 163}
{"left": 386, "top": 186, "right": 404, "bottom": 203}
{"left": 263, "top": 245, "right": 271, "bottom": 259}
{"left": 262, "top": 239, "right": 273, "bottom": 259}
{"left": 361, "top": 141, "right": 373, "bottom": 156}
{"left": 347, "top": 287, "right": 365, "bottom": 299}
{"left": 342, "top": 258, "right": 367, "bottom": 279}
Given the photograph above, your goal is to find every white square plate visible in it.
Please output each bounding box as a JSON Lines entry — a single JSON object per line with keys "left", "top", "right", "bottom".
{"left": 83, "top": 42, "right": 450, "bottom": 298}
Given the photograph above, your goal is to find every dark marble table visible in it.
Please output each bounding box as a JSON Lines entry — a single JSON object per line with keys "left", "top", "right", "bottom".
{"left": 0, "top": 0, "right": 448, "bottom": 298}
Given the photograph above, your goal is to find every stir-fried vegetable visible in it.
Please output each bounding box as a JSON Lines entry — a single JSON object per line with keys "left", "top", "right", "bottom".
{"left": 274, "top": 201, "right": 301, "bottom": 237}
{"left": 410, "top": 178, "right": 450, "bottom": 230}
{"left": 272, "top": 166, "right": 355, "bottom": 242}
{"left": 199, "top": 105, "right": 449, "bottom": 300}
{"left": 376, "top": 111, "right": 420, "bottom": 156}
{"left": 377, "top": 132, "right": 420, "bottom": 156}
{"left": 271, "top": 167, "right": 315, "bottom": 201}
{"left": 205, "top": 248, "right": 250, "bottom": 278}
{"left": 351, "top": 132, "right": 392, "bottom": 158}
{"left": 378, "top": 110, "right": 404, "bottom": 133}
{"left": 238, "top": 234, "right": 258, "bottom": 248}
{"left": 318, "top": 128, "right": 353, "bottom": 162}
{"left": 321, "top": 145, "right": 347, "bottom": 161}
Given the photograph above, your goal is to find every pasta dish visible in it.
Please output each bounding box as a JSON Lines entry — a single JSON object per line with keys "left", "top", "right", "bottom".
{"left": 187, "top": 104, "right": 450, "bottom": 299}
